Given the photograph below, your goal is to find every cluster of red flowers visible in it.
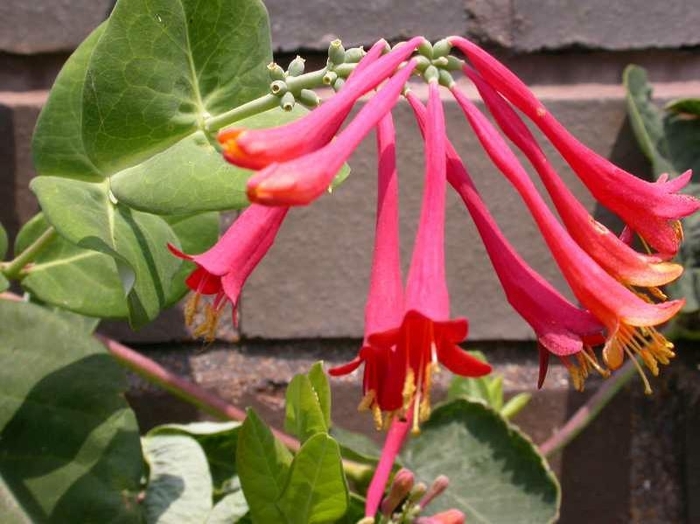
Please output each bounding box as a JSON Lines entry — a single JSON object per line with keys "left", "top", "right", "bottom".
{"left": 172, "top": 37, "right": 698, "bottom": 432}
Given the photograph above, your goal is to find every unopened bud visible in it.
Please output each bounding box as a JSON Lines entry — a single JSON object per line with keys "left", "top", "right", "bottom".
{"left": 270, "top": 80, "right": 287, "bottom": 95}
{"left": 423, "top": 65, "right": 440, "bottom": 83}
{"left": 323, "top": 70, "right": 338, "bottom": 85}
{"left": 328, "top": 39, "right": 346, "bottom": 65}
{"left": 432, "top": 56, "right": 449, "bottom": 68}
{"left": 332, "top": 78, "right": 346, "bottom": 92}
{"left": 432, "top": 39, "right": 452, "bottom": 58}
{"left": 415, "top": 55, "right": 431, "bottom": 73}
{"left": 267, "top": 62, "right": 285, "bottom": 81}
{"left": 280, "top": 91, "right": 295, "bottom": 111}
{"left": 415, "top": 509, "right": 466, "bottom": 524}
{"left": 438, "top": 70, "right": 455, "bottom": 88}
{"left": 420, "top": 475, "right": 449, "bottom": 509}
{"left": 287, "top": 56, "right": 305, "bottom": 77}
{"left": 444, "top": 55, "right": 464, "bottom": 71}
{"left": 417, "top": 40, "right": 433, "bottom": 58}
{"left": 298, "top": 88, "right": 320, "bottom": 107}
{"left": 380, "top": 468, "right": 415, "bottom": 516}
{"left": 344, "top": 46, "right": 367, "bottom": 63}
{"left": 408, "top": 481, "right": 428, "bottom": 503}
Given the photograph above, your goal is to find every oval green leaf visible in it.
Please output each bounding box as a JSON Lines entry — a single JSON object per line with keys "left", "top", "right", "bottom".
{"left": 0, "top": 300, "right": 143, "bottom": 523}
{"left": 402, "top": 399, "right": 560, "bottom": 524}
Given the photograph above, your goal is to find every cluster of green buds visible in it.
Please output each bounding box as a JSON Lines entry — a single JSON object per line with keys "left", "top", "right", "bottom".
{"left": 415, "top": 38, "right": 463, "bottom": 87}
{"left": 265, "top": 39, "right": 370, "bottom": 112}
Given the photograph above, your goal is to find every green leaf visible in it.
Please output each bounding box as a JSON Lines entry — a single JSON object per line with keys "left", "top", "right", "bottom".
{"left": 75, "top": 0, "right": 273, "bottom": 215}
{"left": 31, "top": 177, "right": 181, "bottom": 328}
{"left": 0, "top": 221, "right": 8, "bottom": 260}
{"left": 165, "top": 212, "right": 220, "bottom": 306}
{"left": 285, "top": 375, "right": 329, "bottom": 443}
{"left": 402, "top": 399, "right": 560, "bottom": 524}
{"left": 623, "top": 65, "right": 677, "bottom": 178}
{"left": 237, "top": 409, "right": 291, "bottom": 523}
{"left": 206, "top": 490, "right": 249, "bottom": 524}
{"left": 329, "top": 426, "right": 381, "bottom": 466}
{"left": 143, "top": 434, "right": 213, "bottom": 524}
{"left": 308, "top": 362, "right": 332, "bottom": 429}
{"left": 0, "top": 300, "right": 143, "bottom": 523}
{"left": 149, "top": 421, "right": 241, "bottom": 494}
{"left": 15, "top": 214, "right": 129, "bottom": 318}
{"left": 664, "top": 111, "right": 700, "bottom": 178}
{"left": 500, "top": 392, "right": 532, "bottom": 420}
{"left": 278, "top": 434, "right": 348, "bottom": 524}
{"left": 665, "top": 97, "right": 700, "bottom": 117}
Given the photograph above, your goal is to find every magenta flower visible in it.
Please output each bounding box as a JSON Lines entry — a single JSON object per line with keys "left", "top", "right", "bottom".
{"left": 406, "top": 90, "right": 604, "bottom": 388}
{"left": 451, "top": 84, "right": 682, "bottom": 391}
{"left": 169, "top": 204, "right": 287, "bottom": 340}
{"left": 449, "top": 36, "right": 699, "bottom": 258}
{"left": 464, "top": 66, "right": 684, "bottom": 291}
{"left": 218, "top": 37, "right": 425, "bottom": 170}
{"left": 245, "top": 59, "right": 417, "bottom": 206}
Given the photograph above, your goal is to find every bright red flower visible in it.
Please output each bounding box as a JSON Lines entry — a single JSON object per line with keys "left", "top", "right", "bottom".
{"left": 451, "top": 84, "right": 682, "bottom": 392}
{"left": 169, "top": 204, "right": 287, "bottom": 340}
{"left": 464, "top": 66, "right": 684, "bottom": 291}
{"left": 407, "top": 90, "right": 604, "bottom": 389}
{"left": 245, "top": 59, "right": 417, "bottom": 206}
{"left": 218, "top": 37, "right": 425, "bottom": 170}
{"left": 449, "top": 36, "right": 699, "bottom": 258}
{"left": 363, "top": 82, "right": 490, "bottom": 431}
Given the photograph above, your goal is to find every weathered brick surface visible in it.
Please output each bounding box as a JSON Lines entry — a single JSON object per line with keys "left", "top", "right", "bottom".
{"left": 511, "top": 0, "right": 700, "bottom": 52}
{"left": 0, "top": 1, "right": 113, "bottom": 54}
{"left": 0, "top": 91, "right": 46, "bottom": 250}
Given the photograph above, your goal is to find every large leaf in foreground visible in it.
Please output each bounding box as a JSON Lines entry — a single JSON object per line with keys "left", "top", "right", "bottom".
{"left": 402, "top": 399, "right": 560, "bottom": 524}
{"left": 0, "top": 300, "right": 143, "bottom": 523}
{"left": 143, "top": 434, "right": 213, "bottom": 524}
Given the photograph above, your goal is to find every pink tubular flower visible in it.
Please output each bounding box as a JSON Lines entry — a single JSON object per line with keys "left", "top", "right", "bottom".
{"left": 217, "top": 37, "right": 425, "bottom": 170}
{"left": 246, "top": 59, "right": 417, "bottom": 206}
{"left": 329, "top": 113, "right": 405, "bottom": 421}
{"left": 365, "top": 81, "right": 490, "bottom": 431}
{"left": 449, "top": 36, "right": 699, "bottom": 258}
{"left": 406, "top": 90, "right": 604, "bottom": 389}
{"left": 169, "top": 204, "right": 288, "bottom": 340}
{"left": 415, "top": 509, "right": 466, "bottom": 524}
{"left": 450, "top": 85, "right": 682, "bottom": 392}
{"left": 464, "top": 66, "right": 683, "bottom": 291}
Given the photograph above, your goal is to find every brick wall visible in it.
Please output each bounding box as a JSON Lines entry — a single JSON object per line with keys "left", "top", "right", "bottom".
{"left": 2, "top": 3, "right": 699, "bottom": 522}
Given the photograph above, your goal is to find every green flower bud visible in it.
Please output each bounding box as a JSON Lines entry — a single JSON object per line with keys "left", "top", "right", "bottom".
{"left": 417, "top": 40, "right": 433, "bottom": 58}
{"left": 439, "top": 69, "right": 455, "bottom": 88}
{"left": 332, "top": 78, "right": 346, "bottom": 92}
{"left": 270, "top": 80, "right": 288, "bottom": 95}
{"left": 287, "top": 55, "right": 305, "bottom": 76}
{"left": 415, "top": 55, "right": 432, "bottom": 72}
{"left": 432, "top": 56, "right": 449, "bottom": 68}
{"left": 267, "top": 62, "right": 285, "bottom": 81}
{"left": 299, "top": 88, "right": 321, "bottom": 107}
{"left": 328, "top": 39, "right": 346, "bottom": 65}
{"left": 445, "top": 55, "right": 464, "bottom": 71}
{"left": 344, "top": 46, "right": 367, "bottom": 63}
{"left": 280, "top": 91, "right": 295, "bottom": 111}
{"left": 432, "top": 38, "right": 452, "bottom": 58}
{"left": 423, "top": 65, "right": 440, "bottom": 83}
{"left": 323, "top": 70, "right": 338, "bottom": 85}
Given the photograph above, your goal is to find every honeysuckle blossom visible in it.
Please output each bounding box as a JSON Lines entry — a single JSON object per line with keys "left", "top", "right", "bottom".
{"left": 406, "top": 90, "right": 605, "bottom": 388}
{"left": 449, "top": 36, "right": 700, "bottom": 258}
{"left": 245, "top": 59, "right": 418, "bottom": 206}
{"left": 365, "top": 82, "right": 491, "bottom": 430}
{"left": 169, "top": 204, "right": 287, "bottom": 340}
{"left": 451, "top": 84, "right": 683, "bottom": 391}
{"left": 464, "top": 66, "right": 684, "bottom": 291}
{"left": 218, "top": 37, "right": 425, "bottom": 170}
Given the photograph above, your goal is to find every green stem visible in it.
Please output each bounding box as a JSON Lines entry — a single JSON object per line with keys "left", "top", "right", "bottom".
{"left": 1, "top": 226, "right": 56, "bottom": 280}
{"left": 204, "top": 67, "right": 338, "bottom": 132}
{"left": 205, "top": 93, "right": 279, "bottom": 132}
{"left": 539, "top": 359, "right": 637, "bottom": 457}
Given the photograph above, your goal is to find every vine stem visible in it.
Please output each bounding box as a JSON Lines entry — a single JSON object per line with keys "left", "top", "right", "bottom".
{"left": 1, "top": 226, "right": 56, "bottom": 280}
{"left": 539, "top": 359, "right": 636, "bottom": 457}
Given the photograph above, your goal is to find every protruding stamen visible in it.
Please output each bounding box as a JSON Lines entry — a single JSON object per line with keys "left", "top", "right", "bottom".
{"left": 622, "top": 346, "right": 653, "bottom": 395}
{"left": 184, "top": 293, "right": 200, "bottom": 326}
